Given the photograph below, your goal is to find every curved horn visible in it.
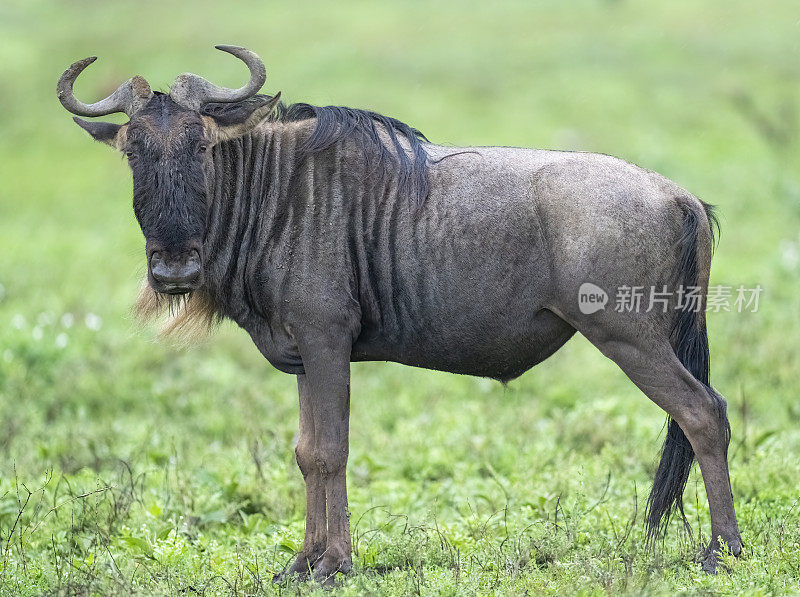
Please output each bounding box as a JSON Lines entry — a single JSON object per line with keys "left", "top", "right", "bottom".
{"left": 57, "top": 56, "right": 152, "bottom": 118}
{"left": 169, "top": 45, "right": 266, "bottom": 110}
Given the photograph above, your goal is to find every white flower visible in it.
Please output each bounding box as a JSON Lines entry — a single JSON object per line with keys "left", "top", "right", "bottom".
{"left": 781, "top": 238, "right": 799, "bottom": 270}
{"left": 61, "top": 313, "right": 75, "bottom": 328}
{"left": 55, "top": 333, "right": 69, "bottom": 349}
{"left": 32, "top": 326, "right": 43, "bottom": 341}
{"left": 37, "top": 311, "right": 55, "bottom": 326}
{"left": 85, "top": 313, "right": 102, "bottom": 331}
{"left": 11, "top": 314, "right": 26, "bottom": 329}
{"left": 2, "top": 350, "right": 12, "bottom": 363}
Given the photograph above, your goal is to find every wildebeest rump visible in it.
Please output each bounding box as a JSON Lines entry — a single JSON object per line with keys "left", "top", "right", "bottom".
{"left": 57, "top": 46, "right": 742, "bottom": 581}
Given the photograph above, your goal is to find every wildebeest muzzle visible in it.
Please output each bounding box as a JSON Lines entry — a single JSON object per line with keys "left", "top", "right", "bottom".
{"left": 148, "top": 244, "right": 203, "bottom": 295}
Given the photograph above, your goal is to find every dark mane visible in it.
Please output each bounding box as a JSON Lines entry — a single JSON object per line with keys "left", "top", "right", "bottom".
{"left": 202, "top": 95, "right": 430, "bottom": 204}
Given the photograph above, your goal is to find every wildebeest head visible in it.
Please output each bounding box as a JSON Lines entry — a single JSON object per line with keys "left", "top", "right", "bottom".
{"left": 58, "top": 46, "right": 280, "bottom": 295}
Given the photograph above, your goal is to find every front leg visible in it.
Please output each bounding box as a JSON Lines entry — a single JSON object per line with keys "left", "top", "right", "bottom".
{"left": 273, "top": 375, "right": 329, "bottom": 581}
{"left": 277, "top": 331, "right": 353, "bottom": 584}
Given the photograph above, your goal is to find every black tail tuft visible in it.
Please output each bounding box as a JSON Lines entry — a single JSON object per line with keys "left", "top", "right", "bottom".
{"left": 645, "top": 199, "right": 717, "bottom": 542}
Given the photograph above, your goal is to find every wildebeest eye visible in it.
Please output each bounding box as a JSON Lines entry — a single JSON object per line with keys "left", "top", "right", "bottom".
{"left": 125, "top": 151, "right": 135, "bottom": 159}
{"left": 198, "top": 144, "right": 207, "bottom": 153}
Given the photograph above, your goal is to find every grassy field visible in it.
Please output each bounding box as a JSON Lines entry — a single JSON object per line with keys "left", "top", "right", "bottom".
{"left": 1, "top": 0, "right": 799, "bottom": 594}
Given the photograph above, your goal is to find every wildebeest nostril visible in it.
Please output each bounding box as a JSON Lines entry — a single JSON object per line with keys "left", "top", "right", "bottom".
{"left": 150, "top": 251, "right": 202, "bottom": 288}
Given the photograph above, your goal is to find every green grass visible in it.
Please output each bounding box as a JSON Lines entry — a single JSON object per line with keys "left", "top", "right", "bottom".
{"left": 1, "top": 0, "right": 799, "bottom": 594}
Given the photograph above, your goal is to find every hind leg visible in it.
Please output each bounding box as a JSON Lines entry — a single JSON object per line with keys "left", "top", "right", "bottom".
{"left": 596, "top": 336, "right": 741, "bottom": 568}
{"left": 555, "top": 310, "right": 742, "bottom": 570}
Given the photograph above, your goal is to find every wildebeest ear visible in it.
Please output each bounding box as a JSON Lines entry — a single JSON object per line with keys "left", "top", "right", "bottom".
{"left": 202, "top": 92, "right": 281, "bottom": 143}
{"left": 73, "top": 117, "right": 125, "bottom": 148}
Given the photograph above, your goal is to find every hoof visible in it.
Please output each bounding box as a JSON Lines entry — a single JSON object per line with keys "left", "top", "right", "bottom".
{"left": 272, "top": 549, "right": 352, "bottom": 585}
{"left": 272, "top": 550, "right": 323, "bottom": 584}
{"left": 312, "top": 554, "right": 353, "bottom": 586}
{"left": 272, "top": 568, "right": 310, "bottom": 584}
{"left": 701, "top": 551, "right": 719, "bottom": 574}
{"left": 699, "top": 537, "right": 743, "bottom": 574}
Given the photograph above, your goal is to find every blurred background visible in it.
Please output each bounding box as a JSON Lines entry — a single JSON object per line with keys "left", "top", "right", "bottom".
{"left": 0, "top": 1, "right": 798, "bottom": 594}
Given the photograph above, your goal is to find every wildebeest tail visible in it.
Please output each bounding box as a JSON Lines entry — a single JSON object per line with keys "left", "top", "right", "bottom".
{"left": 645, "top": 197, "right": 725, "bottom": 542}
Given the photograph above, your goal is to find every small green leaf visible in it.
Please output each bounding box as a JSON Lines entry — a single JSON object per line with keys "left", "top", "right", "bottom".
{"left": 122, "top": 536, "right": 155, "bottom": 560}
{"left": 277, "top": 537, "right": 299, "bottom": 555}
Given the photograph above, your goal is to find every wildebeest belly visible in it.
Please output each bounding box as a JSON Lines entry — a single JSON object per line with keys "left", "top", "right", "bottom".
{"left": 352, "top": 306, "right": 575, "bottom": 382}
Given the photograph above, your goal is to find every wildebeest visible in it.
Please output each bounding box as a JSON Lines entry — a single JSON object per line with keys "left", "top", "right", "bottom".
{"left": 58, "top": 45, "right": 741, "bottom": 581}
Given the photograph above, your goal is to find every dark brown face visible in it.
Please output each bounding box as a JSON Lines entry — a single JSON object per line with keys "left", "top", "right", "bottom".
{"left": 124, "top": 94, "right": 210, "bottom": 295}
{"left": 70, "top": 91, "right": 282, "bottom": 296}
{"left": 58, "top": 46, "right": 281, "bottom": 296}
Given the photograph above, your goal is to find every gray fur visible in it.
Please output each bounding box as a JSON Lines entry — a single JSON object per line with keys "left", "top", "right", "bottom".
{"left": 199, "top": 124, "right": 741, "bottom": 578}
